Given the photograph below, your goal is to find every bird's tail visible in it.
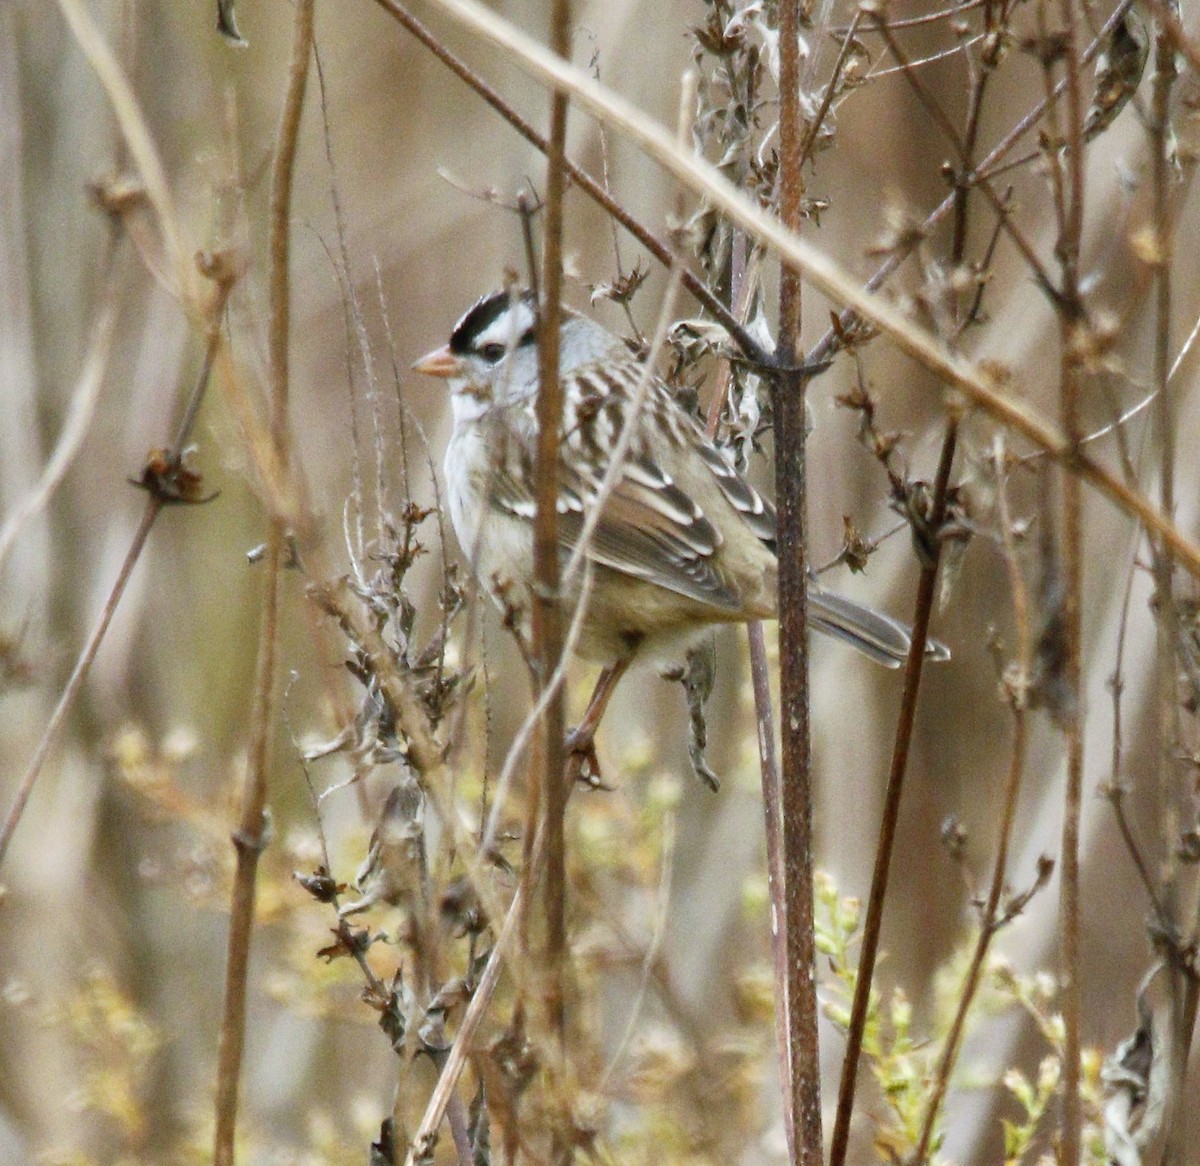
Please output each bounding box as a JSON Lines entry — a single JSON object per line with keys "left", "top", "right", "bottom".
{"left": 808, "top": 587, "right": 951, "bottom": 668}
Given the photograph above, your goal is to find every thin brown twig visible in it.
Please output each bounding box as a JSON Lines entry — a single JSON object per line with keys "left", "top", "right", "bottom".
{"left": 828, "top": 0, "right": 1009, "bottom": 1143}
{"left": 868, "top": 10, "right": 1063, "bottom": 307}
{"left": 774, "top": 3, "right": 821, "bottom": 1164}
{"left": 828, "top": 416, "right": 959, "bottom": 1166}
{"left": 3, "top": 0, "right": 234, "bottom": 871}
{"left": 796, "top": 8, "right": 864, "bottom": 174}
{"left": 1107, "top": 783, "right": 1169, "bottom": 924}
{"left": 1099, "top": 393, "right": 1158, "bottom": 919}
{"left": 0, "top": 261, "right": 235, "bottom": 868}
{"left": 212, "top": 4, "right": 313, "bottom": 1163}
{"left": 1050, "top": 0, "right": 1086, "bottom": 1157}
{"left": 806, "top": 0, "right": 1135, "bottom": 372}
{"left": 0, "top": 502, "right": 159, "bottom": 866}
{"left": 0, "top": 223, "right": 123, "bottom": 860}
{"left": 1058, "top": 378, "right": 1085, "bottom": 1166}
{"left": 532, "top": 5, "right": 570, "bottom": 1150}
{"left": 911, "top": 437, "right": 1032, "bottom": 1164}
{"left": 0, "top": 236, "right": 122, "bottom": 577}
{"left": 833, "top": 0, "right": 986, "bottom": 35}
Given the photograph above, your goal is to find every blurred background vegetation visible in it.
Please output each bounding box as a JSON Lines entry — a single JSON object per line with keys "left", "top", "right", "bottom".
{"left": 2, "top": 0, "right": 1199, "bottom": 1163}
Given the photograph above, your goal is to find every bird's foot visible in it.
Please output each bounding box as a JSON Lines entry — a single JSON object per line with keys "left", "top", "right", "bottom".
{"left": 669, "top": 637, "right": 721, "bottom": 792}
{"left": 564, "top": 726, "right": 610, "bottom": 790}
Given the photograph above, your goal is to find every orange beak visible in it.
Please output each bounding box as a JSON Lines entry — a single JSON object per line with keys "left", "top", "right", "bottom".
{"left": 412, "top": 344, "right": 463, "bottom": 379}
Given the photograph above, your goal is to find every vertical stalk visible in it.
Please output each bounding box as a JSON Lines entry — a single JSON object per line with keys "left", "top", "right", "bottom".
{"left": 774, "top": 3, "right": 821, "bottom": 1163}
{"left": 830, "top": 2, "right": 995, "bottom": 1151}
{"left": 1148, "top": 6, "right": 1186, "bottom": 1162}
{"left": 1052, "top": 0, "right": 1085, "bottom": 1159}
{"left": 213, "top": 4, "right": 312, "bottom": 1163}
{"left": 827, "top": 425, "right": 958, "bottom": 1166}
{"left": 1058, "top": 351, "right": 1084, "bottom": 1166}
{"left": 533, "top": 5, "right": 570, "bottom": 1159}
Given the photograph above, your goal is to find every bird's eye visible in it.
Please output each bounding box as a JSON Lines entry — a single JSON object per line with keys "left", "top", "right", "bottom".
{"left": 479, "top": 342, "right": 506, "bottom": 363}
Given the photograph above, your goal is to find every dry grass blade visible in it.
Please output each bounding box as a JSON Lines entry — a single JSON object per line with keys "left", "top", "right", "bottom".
{"left": 53, "top": 0, "right": 195, "bottom": 305}
{"left": 0, "top": 264, "right": 120, "bottom": 576}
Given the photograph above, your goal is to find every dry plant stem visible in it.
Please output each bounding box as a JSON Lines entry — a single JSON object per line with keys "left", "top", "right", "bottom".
{"left": 805, "top": 0, "right": 1132, "bottom": 369}
{"left": 1140, "top": 0, "right": 1200, "bottom": 75}
{"left": 411, "top": 870, "right": 532, "bottom": 1166}
{"left": 368, "top": 0, "right": 771, "bottom": 367}
{"left": 796, "top": 8, "right": 863, "bottom": 174}
{"left": 53, "top": 0, "right": 193, "bottom": 300}
{"left": 698, "top": 253, "right": 792, "bottom": 1150}
{"left": 831, "top": 2, "right": 997, "bottom": 1143}
{"left": 912, "top": 442, "right": 1031, "bottom": 1165}
{"left": 748, "top": 619, "right": 791, "bottom": 1134}
{"left": 773, "top": 4, "right": 821, "bottom": 1164}
{"left": 312, "top": 576, "right": 522, "bottom": 956}
{"left": 827, "top": 198, "right": 975, "bottom": 1166}
{"left": 0, "top": 500, "right": 158, "bottom": 866}
{"left": 5, "top": 0, "right": 234, "bottom": 868}
{"left": 212, "top": 4, "right": 312, "bottom": 1164}
{"left": 406, "top": 817, "right": 554, "bottom": 1166}
{"left": 1148, "top": 10, "right": 1190, "bottom": 1161}
{"left": 1049, "top": 0, "right": 1085, "bottom": 1157}
{"left": 309, "top": 573, "right": 586, "bottom": 1166}
{"left": 0, "top": 238, "right": 121, "bottom": 576}
{"left": 0, "top": 269, "right": 233, "bottom": 868}
{"left": 827, "top": 422, "right": 959, "bottom": 1166}
{"left": 869, "top": 14, "right": 1060, "bottom": 304}
{"left": 417, "top": 0, "right": 1200, "bottom": 584}
{"left": 1058, "top": 357, "right": 1085, "bottom": 1166}
{"left": 532, "top": 0, "right": 570, "bottom": 1092}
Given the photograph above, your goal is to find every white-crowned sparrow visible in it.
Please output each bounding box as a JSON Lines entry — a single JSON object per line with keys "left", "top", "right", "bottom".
{"left": 414, "top": 289, "right": 948, "bottom": 753}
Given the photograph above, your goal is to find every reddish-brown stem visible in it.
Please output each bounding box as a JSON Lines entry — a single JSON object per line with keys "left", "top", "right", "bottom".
{"left": 212, "top": 3, "right": 312, "bottom": 1163}
{"left": 1059, "top": 358, "right": 1085, "bottom": 1166}
{"left": 1050, "top": 0, "right": 1086, "bottom": 1159}
{"left": 911, "top": 442, "right": 1031, "bottom": 1163}
{"left": 532, "top": 8, "right": 570, "bottom": 1161}
{"left": 774, "top": 3, "right": 821, "bottom": 1164}
{"left": 828, "top": 0, "right": 1005, "bottom": 1144}
{"left": 828, "top": 420, "right": 959, "bottom": 1166}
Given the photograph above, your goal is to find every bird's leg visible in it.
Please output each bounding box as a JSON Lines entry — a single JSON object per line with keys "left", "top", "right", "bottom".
{"left": 565, "top": 657, "right": 631, "bottom": 786}
{"left": 662, "top": 635, "right": 720, "bottom": 791}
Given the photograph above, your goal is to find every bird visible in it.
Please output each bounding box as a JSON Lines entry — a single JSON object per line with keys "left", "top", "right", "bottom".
{"left": 414, "top": 288, "right": 949, "bottom": 768}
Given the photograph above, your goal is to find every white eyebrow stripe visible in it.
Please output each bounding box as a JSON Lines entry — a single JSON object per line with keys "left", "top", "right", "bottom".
{"left": 472, "top": 301, "right": 536, "bottom": 349}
